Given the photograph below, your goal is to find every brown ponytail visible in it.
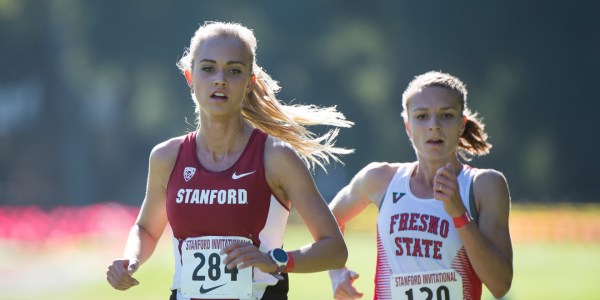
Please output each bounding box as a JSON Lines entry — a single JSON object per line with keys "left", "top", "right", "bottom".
{"left": 459, "top": 110, "right": 492, "bottom": 161}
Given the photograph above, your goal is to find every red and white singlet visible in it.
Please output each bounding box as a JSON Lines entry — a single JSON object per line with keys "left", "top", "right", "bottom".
{"left": 374, "top": 162, "right": 482, "bottom": 300}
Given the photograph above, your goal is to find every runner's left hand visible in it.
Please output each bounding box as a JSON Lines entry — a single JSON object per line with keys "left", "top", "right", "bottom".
{"left": 221, "top": 242, "right": 277, "bottom": 273}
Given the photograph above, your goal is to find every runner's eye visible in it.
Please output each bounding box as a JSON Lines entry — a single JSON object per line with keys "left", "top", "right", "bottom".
{"left": 228, "top": 68, "right": 242, "bottom": 75}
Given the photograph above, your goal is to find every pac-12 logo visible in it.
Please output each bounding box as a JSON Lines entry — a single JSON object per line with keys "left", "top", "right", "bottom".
{"left": 184, "top": 167, "right": 196, "bottom": 182}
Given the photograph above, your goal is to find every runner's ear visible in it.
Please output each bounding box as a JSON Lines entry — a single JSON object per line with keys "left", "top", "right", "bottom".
{"left": 184, "top": 69, "right": 193, "bottom": 87}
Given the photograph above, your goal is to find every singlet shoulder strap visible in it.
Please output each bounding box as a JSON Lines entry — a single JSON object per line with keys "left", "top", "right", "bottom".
{"left": 468, "top": 171, "right": 480, "bottom": 225}
{"left": 378, "top": 162, "right": 415, "bottom": 211}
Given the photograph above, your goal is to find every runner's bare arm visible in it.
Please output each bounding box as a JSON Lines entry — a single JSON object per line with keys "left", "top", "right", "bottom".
{"left": 107, "top": 138, "right": 180, "bottom": 290}
{"left": 328, "top": 162, "right": 398, "bottom": 299}
{"left": 265, "top": 137, "right": 347, "bottom": 272}
{"left": 329, "top": 162, "right": 398, "bottom": 233}
{"left": 124, "top": 138, "right": 179, "bottom": 265}
{"left": 458, "top": 169, "right": 513, "bottom": 298}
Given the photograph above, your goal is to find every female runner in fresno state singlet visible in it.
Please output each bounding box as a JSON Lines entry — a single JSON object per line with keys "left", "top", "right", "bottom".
{"left": 374, "top": 162, "right": 481, "bottom": 299}
{"left": 328, "top": 71, "right": 513, "bottom": 300}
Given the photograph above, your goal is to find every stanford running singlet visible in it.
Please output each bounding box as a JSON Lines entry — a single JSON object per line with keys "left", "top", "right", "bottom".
{"left": 374, "top": 162, "right": 481, "bottom": 300}
{"left": 166, "top": 129, "right": 289, "bottom": 300}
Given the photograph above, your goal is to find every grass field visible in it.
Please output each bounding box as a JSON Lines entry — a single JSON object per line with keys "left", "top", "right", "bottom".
{"left": 1, "top": 204, "right": 600, "bottom": 299}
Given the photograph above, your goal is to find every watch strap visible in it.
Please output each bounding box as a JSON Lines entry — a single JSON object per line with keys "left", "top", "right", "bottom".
{"left": 283, "top": 251, "right": 294, "bottom": 273}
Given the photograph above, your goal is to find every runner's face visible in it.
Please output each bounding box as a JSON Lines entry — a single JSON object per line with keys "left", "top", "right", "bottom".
{"left": 406, "top": 86, "right": 465, "bottom": 162}
{"left": 191, "top": 36, "right": 253, "bottom": 117}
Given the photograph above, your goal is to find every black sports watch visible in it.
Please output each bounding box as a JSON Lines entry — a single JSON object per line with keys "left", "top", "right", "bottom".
{"left": 268, "top": 248, "right": 288, "bottom": 274}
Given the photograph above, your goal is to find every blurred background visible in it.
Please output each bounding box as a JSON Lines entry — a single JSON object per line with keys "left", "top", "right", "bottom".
{"left": 1, "top": 1, "right": 599, "bottom": 299}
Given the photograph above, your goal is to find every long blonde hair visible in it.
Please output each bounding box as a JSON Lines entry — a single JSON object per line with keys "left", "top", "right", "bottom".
{"left": 176, "top": 21, "right": 353, "bottom": 170}
{"left": 401, "top": 71, "right": 492, "bottom": 161}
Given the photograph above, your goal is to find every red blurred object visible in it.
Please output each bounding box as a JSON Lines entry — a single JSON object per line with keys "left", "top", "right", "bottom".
{"left": 0, "top": 203, "right": 139, "bottom": 245}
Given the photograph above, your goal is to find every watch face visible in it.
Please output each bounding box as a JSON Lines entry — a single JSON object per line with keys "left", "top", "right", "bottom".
{"left": 272, "top": 248, "right": 288, "bottom": 263}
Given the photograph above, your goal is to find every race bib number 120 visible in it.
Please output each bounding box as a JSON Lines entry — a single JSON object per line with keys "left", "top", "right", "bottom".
{"left": 180, "top": 236, "right": 253, "bottom": 299}
{"left": 390, "top": 269, "right": 463, "bottom": 300}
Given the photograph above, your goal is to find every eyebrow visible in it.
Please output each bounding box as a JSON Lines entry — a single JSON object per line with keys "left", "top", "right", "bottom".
{"left": 198, "top": 59, "right": 246, "bottom": 66}
{"left": 412, "top": 107, "right": 459, "bottom": 112}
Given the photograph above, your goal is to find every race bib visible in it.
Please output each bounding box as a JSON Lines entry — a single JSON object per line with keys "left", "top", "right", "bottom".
{"left": 390, "top": 269, "right": 463, "bottom": 300}
{"left": 180, "top": 236, "right": 253, "bottom": 299}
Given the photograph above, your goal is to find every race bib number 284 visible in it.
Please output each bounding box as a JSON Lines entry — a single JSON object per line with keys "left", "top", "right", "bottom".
{"left": 180, "top": 236, "right": 253, "bottom": 299}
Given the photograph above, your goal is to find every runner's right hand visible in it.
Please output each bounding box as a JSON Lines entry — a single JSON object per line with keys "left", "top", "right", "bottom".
{"left": 330, "top": 268, "right": 364, "bottom": 299}
{"left": 107, "top": 259, "right": 140, "bottom": 290}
